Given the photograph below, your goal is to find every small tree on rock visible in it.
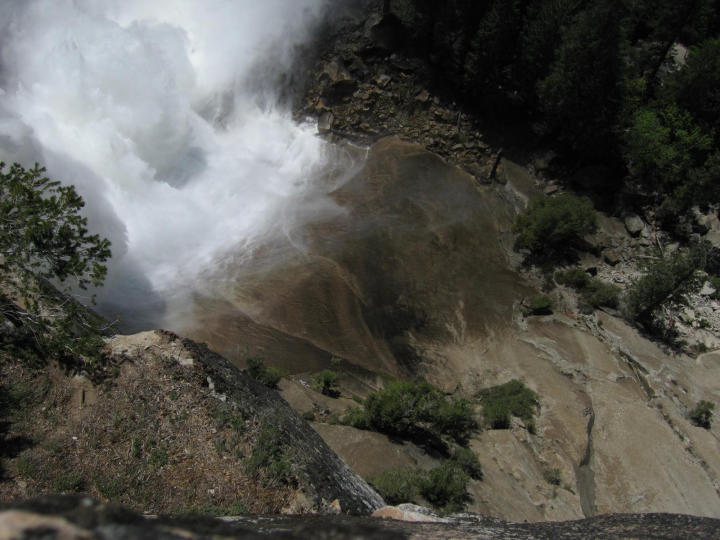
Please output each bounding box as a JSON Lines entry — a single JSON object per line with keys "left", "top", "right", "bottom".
{"left": 0, "top": 162, "right": 111, "bottom": 366}
{"left": 512, "top": 193, "right": 597, "bottom": 260}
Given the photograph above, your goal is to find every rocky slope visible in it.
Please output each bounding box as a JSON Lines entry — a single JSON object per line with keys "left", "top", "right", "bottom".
{"left": 173, "top": 0, "right": 720, "bottom": 522}
{"left": 0, "top": 330, "right": 382, "bottom": 515}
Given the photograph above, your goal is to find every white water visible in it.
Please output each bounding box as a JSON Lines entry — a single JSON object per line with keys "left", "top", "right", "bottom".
{"left": 0, "top": 0, "right": 350, "bottom": 328}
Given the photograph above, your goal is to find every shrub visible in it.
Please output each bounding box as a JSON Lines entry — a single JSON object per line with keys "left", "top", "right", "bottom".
{"left": 623, "top": 245, "right": 707, "bottom": 324}
{"left": 360, "top": 380, "right": 477, "bottom": 443}
{"left": 524, "top": 295, "right": 553, "bottom": 316}
{"left": 312, "top": 369, "right": 340, "bottom": 397}
{"left": 372, "top": 462, "right": 472, "bottom": 512}
{"left": 419, "top": 462, "right": 471, "bottom": 513}
{"left": 371, "top": 467, "right": 421, "bottom": 505}
{"left": 556, "top": 269, "right": 619, "bottom": 310}
{"left": 433, "top": 397, "right": 477, "bottom": 444}
{"left": 302, "top": 411, "right": 316, "bottom": 422}
{"left": 709, "top": 275, "right": 720, "bottom": 300}
{"left": 583, "top": 280, "right": 620, "bottom": 309}
{"left": 512, "top": 193, "right": 597, "bottom": 258}
{"left": 245, "top": 423, "right": 293, "bottom": 487}
{"left": 450, "top": 447, "right": 483, "bottom": 480}
{"left": 689, "top": 400, "right": 714, "bottom": 429}
{"left": 555, "top": 268, "right": 591, "bottom": 289}
{"left": 341, "top": 406, "right": 370, "bottom": 430}
{"left": 478, "top": 380, "right": 538, "bottom": 430}
{"left": 53, "top": 471, "right": 85, "bottom": 493}
{"left": 543, "top": 467, "right": 561, "bottom": 486}
{"left": 245, "top": 358, "right": 283, "bottom": 389}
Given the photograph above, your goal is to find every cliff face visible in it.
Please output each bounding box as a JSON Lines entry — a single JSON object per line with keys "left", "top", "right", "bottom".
{"left": 187, "top": 137, "right": 720, "bottom": 522}
{"left": 173, "top": 1, "right": 720, "bottom": 519}
{"left": 0, "top": 330, "right": 382, "bottom": 515}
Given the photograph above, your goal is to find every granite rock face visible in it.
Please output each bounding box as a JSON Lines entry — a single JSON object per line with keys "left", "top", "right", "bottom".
{"left": 2, "top": 496, "right": 720, "bottom": 539}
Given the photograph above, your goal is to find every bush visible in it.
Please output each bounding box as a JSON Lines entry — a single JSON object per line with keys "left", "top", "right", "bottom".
{"left": 689, "top": 400, "right": 714, "bottom": 429}
{"left": 419, "top": 462, "right": 471, "bottom": 513}
{"left": 341, "top": 406, "right": 370, "bottom": 430}
{"left": 433, "top": 398, "right": 477, "bottom": 444}
{"left": 245, "top": 423, "right": 293, "bottom": 487}
{"left": 478, "top": 380, "right": 538, "bottom": 430}
{"left": 371, "top": 467, "right": 420, "bottom": 505}
{"left": 556, "top": 269, "right": 620, "bottom": 310}
{"left": 623, "top": 245, "right": 707, "bottom": 324}
{"left": 583, "top": 280, "right": 620, "bottom": 309}
{"left": 372, "top": 462, "right": 472, "bottom": 512}
{"left": 245, "top": 358, "right": 283, "bottom": 389}
{"left": 709, "top": 275, "right": 720, "bottom": 300}
{"left": 312, "top": 369, "right": 340, "bottom": 397}
{"left": 512, "top": 194, "right": 597, "bottom": 258}
{"left": 555, "top": 269, "right": 591, "bottom": 289}
{"left": 524, "top": 295, "right": 553, "bottom": 316}
{"left": 450, "top": 447, "right": 483, "bottom": 480}
{"left": 543, "top": 467, "right": 562, "bottom": 486}
{"left": 359, "top": 380, "right": 477, "bottom": 443}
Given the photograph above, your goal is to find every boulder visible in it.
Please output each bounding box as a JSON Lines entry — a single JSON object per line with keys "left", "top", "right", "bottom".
{"left": 624, "top": 214, "right": 645, "bottom": 237}
{"left": 375, "top": 73, "right": 392, "bottom": 88}
{"left": 602, "top": 249, "right": 622, "bottom": 266}
{"left": 415, "top": 90, "right": 430, "bottom": 104}
{"left": 700, "top": 281, "right": 717, "bottom": 297}
{"left": 318, "top": 111, "right": 334, "bottom": 134}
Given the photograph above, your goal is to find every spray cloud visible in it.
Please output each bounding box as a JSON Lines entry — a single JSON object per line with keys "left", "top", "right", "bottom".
{"left": 0, "top": 0, "right": 350, "bottom": 328}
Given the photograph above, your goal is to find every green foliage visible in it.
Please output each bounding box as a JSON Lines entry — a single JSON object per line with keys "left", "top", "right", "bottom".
{"left": 372, "top": 461, "right": 472, "bottom": 512}
{"left": 341, "top": 406, "right": 370, "bottom": 430}
{"left": 371, "top": 467, "right": 420, "bottom": 505}
{"left": 709, "top": 275, "right": 720, "bottom": 300}
{"left": 15, "top": 454, "right": 39, "bottom": 479}
{"left": 524, "top": 295, "right": 553, "bottom": 316}
{"left": 0, "top": 162, "right": 111, "bottom": 290}
{"left": 0, "top": 162, "right": 111, "bottom": 369}
{"left": 245, "top": 423, "right": 293, "bottom": 487}
{"left": 356, "top": 380, "right": 477, "bottom": 444}
{"left": 183, "top": 501, "right": 249, "bottom": 517}
{"left": 245, "top": 358, "right": 283, "bottom": 389}
{"left": 535, "top": 1, "right": 625, "bottom": 157}
{"left": 557, "top": 269, "right": 620, "bottom": 310}
{"left": 555, "top": 269, "right": 591, "bottom": 289}
{"left": 583, "top": 280, "right": 621, "bottom": 309}
{"left": 94, "top": 475, "right": 122, "bottom": 500}
{"left": 312, "top": 369, "right": 340, "bottom": 397}
{"left": 668, "top": 38, "right": 720, "bottom": 128}
{"left": 301, "top": 410, "right": 316, "bottom": 422}
{"left": 149, "top": 447, "right": 169, "bottom": 469}
{"left": 393, "top": 0, "right": 720, "bottom": 217}
{"left": 418, "top": 462, "right": 471, "bottom": 513}
{"left": 478, "top": 380, "right": 539, "bottom": 430}
{"left": 52, "top": 471, "right": 85, "bottom": 493}
{"left": 513, "top": 194, "right": 597, "bottom": 258}
{"left": 623, "top": 246, "right": 707, "bottom": 324}
{"left": 689, "top": 400, "right": 714, "bottom": 429}
{"left": 433, "top": 397, "right": 477, "bottom": 444}
{"left": 449, "top": 447, "right": 483, "bottom": 480}
{"left": 543, "top": 467, "right": 562, "bottom": 486}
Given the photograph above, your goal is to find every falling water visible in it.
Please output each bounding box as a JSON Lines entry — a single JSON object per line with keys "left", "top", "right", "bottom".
{"left": 0, "top": 0, "right": 352, "bottom": 328}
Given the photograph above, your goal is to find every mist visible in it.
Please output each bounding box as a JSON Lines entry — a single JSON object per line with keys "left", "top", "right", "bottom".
{"left": 0, "top": 0, "right": 357, "bottom": 329}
